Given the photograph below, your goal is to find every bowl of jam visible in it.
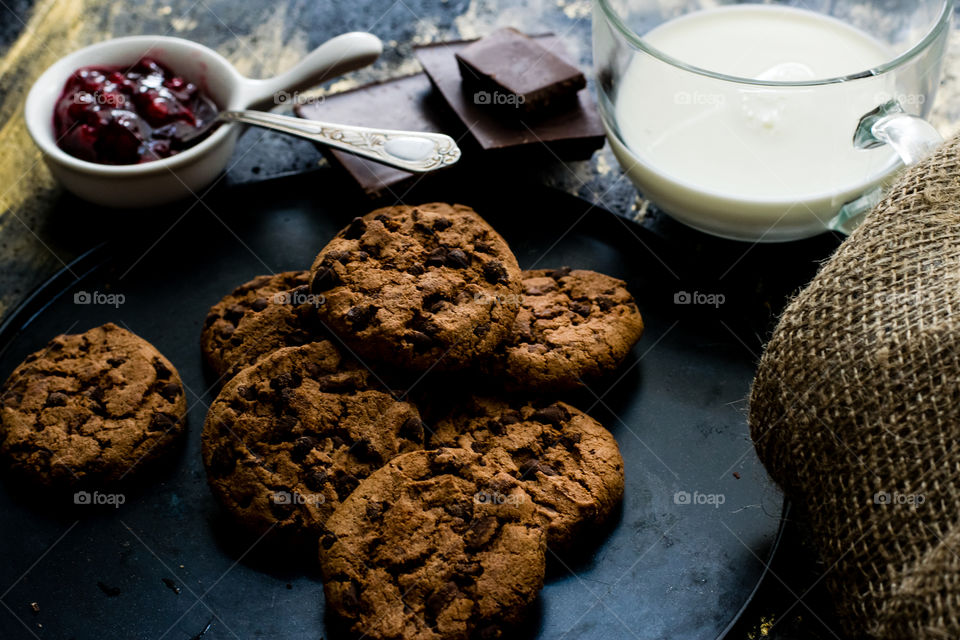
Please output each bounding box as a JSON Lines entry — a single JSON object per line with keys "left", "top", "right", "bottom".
{"left": 53, "top": 58, "right": 219, "bottom": 166}
{"left": 24, "top": 33, "right": 382, "bottom": 208}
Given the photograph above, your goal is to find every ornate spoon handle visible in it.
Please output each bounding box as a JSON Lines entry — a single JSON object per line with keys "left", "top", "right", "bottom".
{"left": 218, "top": 110, "right": 461, "bottom": 173}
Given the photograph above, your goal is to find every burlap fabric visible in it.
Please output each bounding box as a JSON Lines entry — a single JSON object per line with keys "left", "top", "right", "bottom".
{"left": 749, "top": 133, "right": 960, "bottom": 639}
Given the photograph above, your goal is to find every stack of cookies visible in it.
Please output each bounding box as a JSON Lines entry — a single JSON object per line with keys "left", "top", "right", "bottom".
{"left": 199, "top": 203, "right": 645, "bottom": 639}
{"left": 0, "top": 202, "right": 644, "bottom": 638}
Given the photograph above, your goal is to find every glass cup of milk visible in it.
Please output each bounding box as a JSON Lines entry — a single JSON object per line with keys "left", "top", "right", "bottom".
{"left": 594, "top": 0, "right": 953, "bottom": 242}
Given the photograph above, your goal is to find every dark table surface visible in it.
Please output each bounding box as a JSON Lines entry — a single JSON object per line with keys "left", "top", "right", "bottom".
{"left": 2, "top": 1, "right": 960, "bottom": 639}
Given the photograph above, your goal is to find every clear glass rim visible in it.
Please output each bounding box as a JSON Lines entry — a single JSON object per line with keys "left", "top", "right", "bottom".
{"left": 596, "top": 0, "right": 955, "bottom": 87}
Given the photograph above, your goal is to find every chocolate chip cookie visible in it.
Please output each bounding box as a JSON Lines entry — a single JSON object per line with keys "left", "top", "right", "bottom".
{"left": 492, "top": 268, "right": 644, "bottom": 391}
{"left": 321, "top": 447, "right": 546, "bottom": 640}
{"left": 430, "top": 397, "right": 624, "bottom": 550}
{"left": 0, "top": 323, "right": 187, "bottom": 490}
{"left": 201, "top": 271, "right": 324, "bottom": 382}
{"left": 201, "top": 341, "right": 426, "bottom": 546}
{"left": 309, "top": 203, "right": 522, "bottom": 373}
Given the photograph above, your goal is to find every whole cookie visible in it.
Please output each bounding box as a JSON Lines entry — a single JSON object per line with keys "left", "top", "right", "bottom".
{"left": 321, "top": 448, "right": 546, "bottom": 640}
{"left": 493, "top": 268, "right": 644, "bottom": 391}
{"left": 201, "top": 271, "right": 324, "bottom": 382}
{"left": 201, "top": 341, "right": 426, "bottom": 546}
{"left": 0, "top": 323, "right": 187, "bottom": 489}
{"left": 430, "top": 397, "right": 624, "bottom": 549}
{"left": 309, "top": 203, "right": 522, "bottom": 372}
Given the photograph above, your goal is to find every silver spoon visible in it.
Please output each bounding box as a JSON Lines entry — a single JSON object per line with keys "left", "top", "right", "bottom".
{"left": 184, "top": 110, "right": 462, "bottom": 173}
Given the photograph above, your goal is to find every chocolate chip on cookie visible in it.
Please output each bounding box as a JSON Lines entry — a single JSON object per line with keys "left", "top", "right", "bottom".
{"left": 309, "top": 203, "right": 522, "bottom": 372}
{"left": 430, "top": 397, "right": 624, "bottom": 549}
{"left": 491, "top": 268, "right": 644, "bottom": 391}
{"left": 201, "top": 271, "right": 325, "bottom": 382}
{"left": 321, "top": 448, "right": 546, "bottom": 640}
{"left": 0, "top": 323, "right": 187, "bottom": 489}
{"left": 201, "top": 342, "right": 425, "bottom": 546}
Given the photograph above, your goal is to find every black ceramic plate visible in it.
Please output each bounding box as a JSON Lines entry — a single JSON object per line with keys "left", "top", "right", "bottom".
{"left": 0, "top": 174, "right": 786, "bottom": 640}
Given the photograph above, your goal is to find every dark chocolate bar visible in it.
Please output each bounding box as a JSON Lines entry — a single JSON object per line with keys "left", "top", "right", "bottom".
{"left": 295, "top": 34, "right": 605, "bottom": 195}
{"left": 415, "top": 37, "right": 604, "bottom": 159}
{"left": 455, "top": 27, "right": 586, "bottom": 114}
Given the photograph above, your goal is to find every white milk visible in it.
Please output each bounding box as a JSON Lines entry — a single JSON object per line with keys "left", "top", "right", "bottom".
{"left": 610, "top": 5, "right": 904, "bottom": 240}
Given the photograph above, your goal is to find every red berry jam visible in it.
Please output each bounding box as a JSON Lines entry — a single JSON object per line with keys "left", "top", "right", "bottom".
{"left": 53, "top": 58, "right": 218, "bottom": 165}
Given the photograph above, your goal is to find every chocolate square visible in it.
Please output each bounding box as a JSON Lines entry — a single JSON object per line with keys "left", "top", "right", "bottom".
{"left": 455, "top": 27, "right": 586, "bottom": 114}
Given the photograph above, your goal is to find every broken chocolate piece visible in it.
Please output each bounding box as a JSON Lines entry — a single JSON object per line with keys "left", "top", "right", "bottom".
{"left": 416, "top": 36, "right": 604, "bottom": 157}
{"left": 456, "top": 27, "right": 586, "bottom": 115}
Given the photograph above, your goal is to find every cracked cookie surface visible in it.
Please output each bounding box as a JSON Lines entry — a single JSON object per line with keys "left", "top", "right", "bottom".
{"left": 0, "top": 323, "right": 187, "bottom": 489}
{"left": 492, "top": 268, "right": 644, "bottom": 391}
{"left": 201, "top": 271, "right": 324, "bottom": 382}
{"left": 201, "top": 341, "right": 425, "bottom": 546}
{"left": 321, "top": 447, "right": 546, "bottom": 640}
{"left": 309, "top": 203, "right": 522, "bottom": 373}
{"left": 429, "top": 397, "right": 624, "bottom": 550}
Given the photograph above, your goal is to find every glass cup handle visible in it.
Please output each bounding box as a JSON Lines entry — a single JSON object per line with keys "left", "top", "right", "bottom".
{"left": 829, "top": 100, "right": 944, "bottom": 234}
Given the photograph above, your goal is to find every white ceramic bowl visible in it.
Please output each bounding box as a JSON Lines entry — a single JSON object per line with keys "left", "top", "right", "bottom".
{"left": 24, "top": 32, "right": 382, "bottom": 208}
